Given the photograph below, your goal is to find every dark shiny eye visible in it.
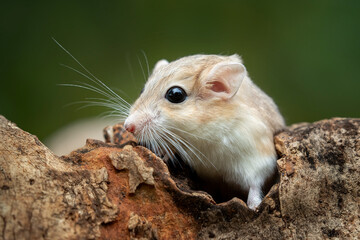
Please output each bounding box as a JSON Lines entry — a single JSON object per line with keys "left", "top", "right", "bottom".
{"left": 165, "top": 86, "right": 187, "bottom": 103}
{"left": 140, "top": 88, "right": 144, "bottom": 95}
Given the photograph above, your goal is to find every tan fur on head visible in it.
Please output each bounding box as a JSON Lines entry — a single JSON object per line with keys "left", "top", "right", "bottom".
{"left": 124, "top": 54, "right": 285, "bottom": 210}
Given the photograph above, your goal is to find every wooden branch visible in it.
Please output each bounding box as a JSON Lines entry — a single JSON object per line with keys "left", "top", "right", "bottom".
{"left": 0, "top": 116, "right": 359, "bottom": 239}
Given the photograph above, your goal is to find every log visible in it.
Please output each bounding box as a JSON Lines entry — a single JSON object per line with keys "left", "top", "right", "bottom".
{"left": 0, "top": 115, "right": 359, "bottom": 239}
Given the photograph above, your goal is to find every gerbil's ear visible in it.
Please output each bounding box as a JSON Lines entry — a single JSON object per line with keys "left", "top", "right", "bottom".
{"left": 153, "top": 59, "right": 169, "bottom": 72}
{"left": 230, "top": 54, "right": 243, "bottom": 63}
{"left": 200, "top": 62, "right": 246, "bottom": 100}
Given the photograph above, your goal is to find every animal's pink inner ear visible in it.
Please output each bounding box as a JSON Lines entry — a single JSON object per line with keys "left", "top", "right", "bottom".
{"left": 208, "top": 80, "right": 229, "bottom": 93}
{"left": 201, "top": 62, "right": 246, "bottom": 100}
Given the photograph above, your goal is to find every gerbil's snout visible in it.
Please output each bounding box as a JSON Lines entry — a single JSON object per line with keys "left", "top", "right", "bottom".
{"left": 124, "top": 118, "right": 139, "bottom": 134}
{"left": 124, "top": 111, "right": 157, "bottom": 135}
{"left": 124, "top": 123, "right": 136, "bottom": 133}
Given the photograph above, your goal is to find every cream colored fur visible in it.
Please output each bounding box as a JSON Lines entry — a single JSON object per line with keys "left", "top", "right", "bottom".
{"left": 125, "top": 54, "right": 285, "bottom": 210}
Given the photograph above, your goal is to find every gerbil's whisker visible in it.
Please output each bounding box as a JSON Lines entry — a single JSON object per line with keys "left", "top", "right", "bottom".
{"left": 141, "top": 50, "right": 150, "bottom": 78}
{"left": 137, "top": 123, "right": 174, "bottom": 161}
{"left": 137, "top": 55, "right": 147, "bottom": 83}
{"left": 59, "top": 64, "right": 131, "bottom": 108}
{"left": 54, "top": 38, "right": 131, "bottom": 121}
{"left": 161, "top": 127, "right": 214, "bottom": 169}
{"left": 80, "top": 100, "right": 129, "bottom": 114}
{"left": 165, "top": 125, "right": 215, "bottom": 143}
{"left": 53, "top": 38, "right": 120, "bottom": 99}
{"left": 155, "top": 124, "right": 216, "bottom": 170}
{"left": 61, "top": 83, "right": 128, "bottom": 107}
{"left": 64, "top": 99, "right": 129, "bottom": 119}
{"left": 149, "top": 127, "right": 173, "bottom": 159}
{"left": 134, "top": 117, "right": 215, "bottom": 169}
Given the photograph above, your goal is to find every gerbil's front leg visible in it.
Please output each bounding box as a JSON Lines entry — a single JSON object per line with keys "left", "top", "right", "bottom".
{"left": 247, "top": 185, "right": 263, "bottom": 210}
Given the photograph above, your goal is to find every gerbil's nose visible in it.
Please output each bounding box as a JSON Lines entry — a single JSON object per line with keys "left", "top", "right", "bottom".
{"left": 125, "top": 123, "right": 136, "bottom": 133}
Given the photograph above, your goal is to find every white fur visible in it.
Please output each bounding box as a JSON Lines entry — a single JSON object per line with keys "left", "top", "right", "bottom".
{"left": 170, "top": 104, "right": 277, "bottom": 199}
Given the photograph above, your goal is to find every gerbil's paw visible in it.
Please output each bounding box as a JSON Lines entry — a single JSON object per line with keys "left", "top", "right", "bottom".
{"left": 247, "top": 197, "right": 261, "bottom": 210}
{"left": 247, "top": 186, "right": 262, "bottom": 210}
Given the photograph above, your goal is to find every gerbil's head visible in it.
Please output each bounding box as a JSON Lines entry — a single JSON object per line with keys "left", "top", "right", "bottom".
{"left": 124, "top": 54, "right": 246, "bottom": 161}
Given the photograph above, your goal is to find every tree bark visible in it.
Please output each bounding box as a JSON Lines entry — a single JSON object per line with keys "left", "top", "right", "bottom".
{"left": 0, "top": 115, "right": 359, "bottom": 239}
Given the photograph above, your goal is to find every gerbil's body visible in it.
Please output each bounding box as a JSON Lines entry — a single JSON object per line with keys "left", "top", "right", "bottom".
{"left": 125, "top": 54, "right": 285, "bottom": 209}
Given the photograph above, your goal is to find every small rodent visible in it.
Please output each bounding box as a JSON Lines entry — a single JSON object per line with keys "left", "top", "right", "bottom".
{"left": 124, "top": 54, "right": 285, "bottom": 209}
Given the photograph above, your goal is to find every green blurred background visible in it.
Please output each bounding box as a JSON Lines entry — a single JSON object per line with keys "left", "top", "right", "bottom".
{"left": 1, "top": 0, "right": 359, "bottom": 142}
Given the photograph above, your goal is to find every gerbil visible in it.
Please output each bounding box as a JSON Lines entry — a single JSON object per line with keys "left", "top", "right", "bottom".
{"left": 124, "top": 54, "right": 285, "bottom": 209}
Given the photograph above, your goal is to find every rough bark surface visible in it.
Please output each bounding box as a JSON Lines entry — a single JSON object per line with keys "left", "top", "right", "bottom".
{"left": 0, "top": 116, "right": 359, "bottom": 239}
{"left": 0, "top": 116, "right": 118, "bottom": 240}
{"left": 275, "top": 119, "right": 360, "bottom": 239}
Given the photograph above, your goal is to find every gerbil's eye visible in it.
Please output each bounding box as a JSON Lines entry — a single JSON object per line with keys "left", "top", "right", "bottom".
{"left": 165, "top": 86, "right": 187, "bottom": 103}
{"left": 140, "top": 88, "right": 144, "bottom": 95}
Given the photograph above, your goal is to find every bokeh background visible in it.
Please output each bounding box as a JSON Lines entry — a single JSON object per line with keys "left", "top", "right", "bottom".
{"left": 1, "top": 1, "right": 359, "bottom": 144}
